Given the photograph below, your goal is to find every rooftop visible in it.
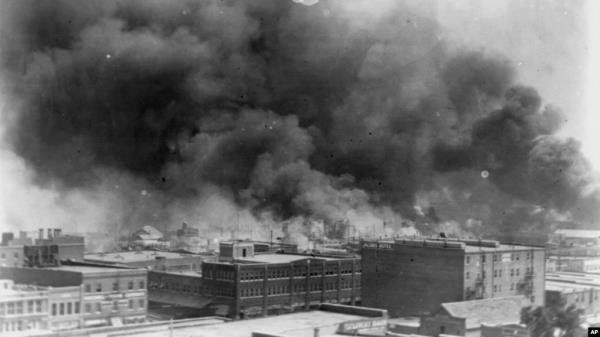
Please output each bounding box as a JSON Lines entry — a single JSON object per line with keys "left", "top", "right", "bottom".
{"left": 0, "top": 279, "right": 47, "bottom": 296}
{"left": 440, "top": 296, "right": 524, "bottom": 330}
{"left": 364, "top": 238, "right": 544, "bottom": 253}
{"left": 546, "top": 272, "right": 600, "bottom": 287}
{"left": 546, "top": 280, "right": 598, "bottom": 293}
{"left": 237, "top": 253, "right": 347, "bottom": 264}
{"left": 106, "top": 309, "right": 377, "bottom": 337}
{"left": 85, "top": 250, "right": 202, "bottom": 263}
{"left": 44, "top": 265, "right": 144, "bottom": 275}
{"left": 555, "top": 229, "right": 600, "bottom": 239}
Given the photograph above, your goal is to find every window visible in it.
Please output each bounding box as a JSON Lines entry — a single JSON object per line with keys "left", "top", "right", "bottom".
{"left": 96, "top": 283, "right": 102, "bottom": 292}
{"left": 128, "top": 300, "right": 133, "bottom": 309}
{"left": 493, "top": 285, "right": 497, "bottom": 292}
{"left": 35, "top": 300, "right": 42, "bottom": 313}
{"left": 466, "top": 256, "right": 470, "bottom": 264}
{"left": 113, "top": 282, "right": 119, "bottom": 291}
{"left": 59, "top": 303, "right": 64, "bottom": 315}
{"left": 75, "top": 302, "right": 80, "bottom": 314}
{"left": 67, "top": 302, "right": 72, "bottom": 315}
{"left": 493, "top": 254, "right": 498, "bottom": 262}
{"left": 27, "top": 301, "right": 33, "bottom": 313}
{"left": 466, "top": 272, "right": 470, "bottom": 279}
{"left": 516, "top": 269, "right": 520, "bottom": 276}
{"left": 85, "top": 304, "right": 91, "bottom": 313}
{"left": 510, "top": 269, "right": 514, "bottom": 277}
{"left": 13, "top": 252, "right": 18, "bottom": 258}
{"left": 138, "top": 299, "right": 145, "bottom": 309}
{"left": 85, "top": 284, "right": 91, "bottom": 292}
{"left": 52, "top": 303, "right": 57, "bottom": 316}
{"left": 128, "top": 281, "right": 134, "bottom": 290}
{"left": 95, "top": 303, "right": 101, "bottom": 313}
{"left": 7, "top": 302, "right": 14, "bottom": 315}
{"left": 482, "top": 271, "right": 486, "bottom": 279}
{"left": 112, "top": 301, "right": 118, "bottom": 312}
{"left": 494, "top": 270, "right": 498, "bottom": 278}
{"left": 481, "top": 255, "right": 486, "bottom": 263}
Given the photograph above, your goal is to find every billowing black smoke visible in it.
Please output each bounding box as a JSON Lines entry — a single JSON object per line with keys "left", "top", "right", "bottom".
{"left": 0, "top": 0, "right": 597, "bottom": 239}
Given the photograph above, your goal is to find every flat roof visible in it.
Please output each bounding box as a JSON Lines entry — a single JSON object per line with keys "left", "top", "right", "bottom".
{"left": 368, "top": 239, "right": 543, "bottom": 252}
{"left": 546, "top": 272, "right": 600, "bottom": 284}
{"left": 85, "top": 250, "right": 201, "bottom": 263}
{"left": 546, "top": 280, "right": 598, "bottom": 293}
{"left": 111, "top": 309, "right": 373, "bottom": 337}
{"left": 44, "top": 265, "right": 144, "bottom": 274}
{"left": 235, "top": 253, "right": 351, "bottom": 264}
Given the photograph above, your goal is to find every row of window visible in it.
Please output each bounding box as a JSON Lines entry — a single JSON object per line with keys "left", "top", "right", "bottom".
{"left": 466, "top": 267, "right": 534, "bottom": 280}
{"left": 239, "top": 279, "right": 359, "bottom": 298}
{"left": 0, "top": 251, "right": 19, "bottom": 259}
{"left": 0, "top": 319, "right": 43, "bottom": 333}
{"left": 84, "top": 280, "right": 145, "bottom": 293}
{"left": 0, "top": 300, "right": 43, "bottom": 315}
{"left": 51, "top": 302, "right": 80, "bottom": 316}
{"left": 466, "top": 251, "right": 536, "bottom": 264}
{"left": 204, "top": 270, "right": 235, "bottom": 281}
{"left": 83, "top": 299, "right": 145, "bottom": 313}
{"left": 149, "top": 281, "right": 204, "bottom": 295}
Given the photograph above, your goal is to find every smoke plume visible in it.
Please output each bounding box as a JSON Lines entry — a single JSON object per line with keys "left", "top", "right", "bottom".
{"left": 0, "top": 0, "right": 597, "bottom": 243}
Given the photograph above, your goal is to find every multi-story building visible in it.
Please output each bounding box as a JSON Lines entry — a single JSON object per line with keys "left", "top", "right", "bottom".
{"left": 47, "top": 285, "right": 85, "bottom": 331}
{"left": 0, "top": 279, "right": 48, "bottom": 334}
{"left": 0, "top": 232, "right": 31, "bottom": 267}
{"left": 84, "top": 250, "right": 213, "bottom": 272}
{"left": 361, "top": 238, "right": 545, "bottom": 317}
{"left": 1, "top": 265, "right": 147, "bottom": 328}
{"left": 1, "top": 229, "right": 85, "bottom": 268}
{"left": 200, "top": 240, "right": 361, "bottom": 319}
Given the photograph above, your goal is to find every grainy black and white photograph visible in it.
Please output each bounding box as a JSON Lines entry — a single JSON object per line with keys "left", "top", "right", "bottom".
{"left": 0, "top": 0, "right": 598, "bottom": 336}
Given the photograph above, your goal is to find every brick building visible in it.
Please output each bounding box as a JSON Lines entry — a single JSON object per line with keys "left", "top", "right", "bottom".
{"left": 1, "top": 265, "right": 147, "bottom": 328}
{"left": 361, "top": 238, "right": 545, "bottom": 316}
{"left": 199, "top": 241, "right": 361, "bottom": 318}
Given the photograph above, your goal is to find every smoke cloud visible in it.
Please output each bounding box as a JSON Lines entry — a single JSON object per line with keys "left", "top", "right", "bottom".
{"left": 0, "top": 0, "right": 597, "bottom": 243}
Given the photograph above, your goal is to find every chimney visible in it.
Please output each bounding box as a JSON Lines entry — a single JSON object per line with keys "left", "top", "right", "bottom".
{"left": 39, "top": 229, "right": 44, "bottom": 240}
{"left": 54, "top": 228, "right": 62, "bottom": 238}
{"left": 47, "top": 228, "right": 53, "bottom": 240}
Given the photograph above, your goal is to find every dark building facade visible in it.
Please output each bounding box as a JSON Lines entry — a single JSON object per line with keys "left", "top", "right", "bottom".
{"left": 361, "top": 238, "right": 545, "bottom": 317}
{"left": 196, "top": 241, "right": 361, "bottom": 318}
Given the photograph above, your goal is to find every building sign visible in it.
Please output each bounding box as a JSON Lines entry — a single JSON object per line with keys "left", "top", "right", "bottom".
{"left": 502, "top": 253, "right": 512, "bottom": 263}
{"left": 338, "top": 318, "right": 387, "bottom": 334}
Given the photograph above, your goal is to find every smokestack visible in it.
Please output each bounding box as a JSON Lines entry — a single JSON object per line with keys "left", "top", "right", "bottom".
{"left": 38, "top": 228, "right": 44, "bottom": 240}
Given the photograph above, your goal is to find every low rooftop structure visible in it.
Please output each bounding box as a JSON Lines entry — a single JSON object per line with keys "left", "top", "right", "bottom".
{"left": 92, "top": 304, "right": 387, "bottom": 337}
{"left": 85, "top": 250, "right": 210, "bottom": 272}
{"left": 419, "top": 296, "right": 525, "bottom": 336}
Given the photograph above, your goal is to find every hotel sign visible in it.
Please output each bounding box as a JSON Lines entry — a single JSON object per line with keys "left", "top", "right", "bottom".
{"left": 338, "top": 318, "right": 387, "bottom": 334}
